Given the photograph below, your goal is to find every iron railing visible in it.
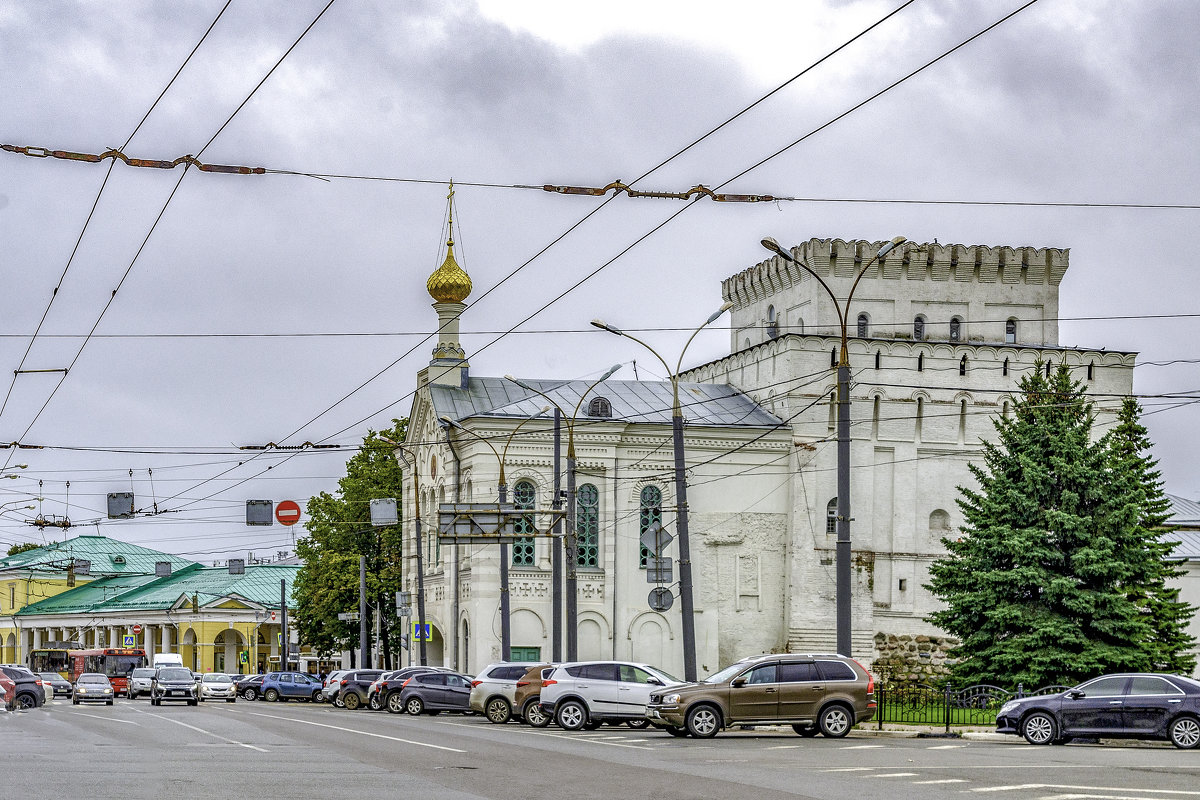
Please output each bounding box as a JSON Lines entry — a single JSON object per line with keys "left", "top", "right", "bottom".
{"left": 875, "top": 682, "right": 1071, "bottom": 732}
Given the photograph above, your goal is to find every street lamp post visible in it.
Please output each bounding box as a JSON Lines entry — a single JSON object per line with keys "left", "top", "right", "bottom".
{"left": 591, "top": 303, "right": 732, "bottom": 682}
{"left": 760, "top": 235, "right": 906, "bottom": 657}
{"left": 389, "top": 443, "right": 429, "bottom": 666}
{"left": 441, "top": 408, "right": 549, "bottom": 662}
{"left": 504, "top": 364, "right": 622, "bottom": 661}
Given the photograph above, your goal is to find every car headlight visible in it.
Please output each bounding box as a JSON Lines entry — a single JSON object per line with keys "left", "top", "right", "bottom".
{"left": 998, "top": 701, "right": 1018, "bottom": 716}
{"left": 104, "top": 688, "right": 112, "bottom": 693}
{"left": 662, "top": 693, "right": 681, "bottom": 705}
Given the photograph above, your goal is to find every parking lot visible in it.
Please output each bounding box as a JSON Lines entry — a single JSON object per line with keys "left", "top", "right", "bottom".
{"left": 4, "top": 696, "right": 1200, "bottom": 800}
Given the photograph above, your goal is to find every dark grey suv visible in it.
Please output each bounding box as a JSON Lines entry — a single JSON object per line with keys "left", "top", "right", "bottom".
{"left": 150, "top": 667, "right": 199, "bottom": 706}
{"left": 645, "top": 653, "right": 876, "bottom": 738}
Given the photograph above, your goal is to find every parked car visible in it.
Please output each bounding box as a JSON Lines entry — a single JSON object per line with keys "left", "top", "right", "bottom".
{"left": 262, "top": 671, "right": 324, "bottom": 702}
{"left": 515, "top": 665, "right": 555, "bottom": 727}
{"left": 398, "top": 671, "right": 474, "bottom": 716}
{"left": 39, "top": 672, "right": 73, "bottom": 698}
{"left": 150, "top": 666, "right": 200, "bottom": 706}
{"left": 334, "top": 669, "right": 385, "bottom": 710}
{"left": 72, "top": 673, "right": 115, "bottom": 705}
{"left": 645, "top": 653, "right": 875, "bottom": 739}
{"left": 378, "top": 666, "right": 454, "bottom": 713}
{"left": 128, "top": 667, "right": 157, "bottom": 699}
{"left": 996, "top": 673, "right": 1200, "bottom": 749}
{"left": 236, "top": 674, "right": 265, "bottom": 700}
{"left": 1, "top": 672, "right": 16, "bottom": 711}
{"left": 0, "top": 665, "right": 45, "bottom": 710}
{"left": 541, "top": 661, "right": 682, "bottom": 731}
{"left": 200, "top": 673, "right": 238, "bottom": 702}
{"left": 470, "top": 662, "right": 544, "bottom": 724}
{"left": 321, "top": 670, "right": 351, "bottom": 706}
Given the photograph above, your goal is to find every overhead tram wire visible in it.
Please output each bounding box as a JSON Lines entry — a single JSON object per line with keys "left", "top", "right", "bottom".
{"left": 156, "top": 0, "right": 1048, "bottom": 515}
{"left": 0, "top": 0, "right": 235, "bottom": 466}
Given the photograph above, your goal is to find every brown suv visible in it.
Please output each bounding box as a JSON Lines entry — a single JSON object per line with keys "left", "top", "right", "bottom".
{"left": 645, "top": 653, "right": 875, "bottom": 738}
{"left": 514, "top": 664, "right": 554, "bottom": 726}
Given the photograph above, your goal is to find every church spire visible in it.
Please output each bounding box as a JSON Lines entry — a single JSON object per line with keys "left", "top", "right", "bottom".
{"left": 421, "top": 181, "right": 471, "bottom": 390}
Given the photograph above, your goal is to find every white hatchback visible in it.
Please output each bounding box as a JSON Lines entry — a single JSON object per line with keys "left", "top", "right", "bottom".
{"left": 540, "top": 661, "right": 681, "bottom": 730}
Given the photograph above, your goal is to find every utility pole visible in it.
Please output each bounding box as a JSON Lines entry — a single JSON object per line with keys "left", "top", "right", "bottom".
{"left": 551, "top": 408, "right": 562, "bottom": 661}
{"left": 359, "top": 555, "right": 369, "bottom": 668}
{"left": 279, "top": 578, "right": 288, "bottom": 671}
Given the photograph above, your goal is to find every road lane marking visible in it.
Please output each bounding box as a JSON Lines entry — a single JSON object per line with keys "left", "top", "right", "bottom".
{"left": 767, "top": 745, "right": 803, "bottom": 750}
{"left": 249, "top": 712, "right": 466, "bottom": 753}
{"left": 927, "top": 744, "right": 966, "bottom": 749}
{"left": 131, "top": 708, "right": 267, "bottom": 752}
{"left": 870, "top": 773, "right": 917, "bottom": 778}
{"left": 973, "top": 787, "right": 1200, "bottom": 796}
{"left": 62, "top": 710, "right": 140, "bottom": 725}
{"left": 841, "top": 744, "right": 887, "bottom": 749}
{"left": 913, "top": 779, "right": 967, "bottom": 785}
{"left": 820, "top": 768, "right": 874, "bottom": 772}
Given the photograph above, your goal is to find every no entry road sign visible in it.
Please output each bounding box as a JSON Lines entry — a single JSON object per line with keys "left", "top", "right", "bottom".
{"left": 276, "top": 500, "right": 301, "bottom": 526}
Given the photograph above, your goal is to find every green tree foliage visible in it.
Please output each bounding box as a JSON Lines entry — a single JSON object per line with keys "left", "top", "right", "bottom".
{"left": 293, "top": 419, "right": 407, "bottom": 666}
{"left": 1108, "top": 397, "right": 1197, "bottom": 674}
{"left": 926, "top": 364, "right": 1195, "bottom": 687}
{"left": 6, "top": 542, "right": 39, "bottom": 557}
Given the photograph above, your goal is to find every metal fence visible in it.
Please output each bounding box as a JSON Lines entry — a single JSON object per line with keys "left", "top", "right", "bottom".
{"left": 875, "top": 682, "right": 1071, "bottom": 732}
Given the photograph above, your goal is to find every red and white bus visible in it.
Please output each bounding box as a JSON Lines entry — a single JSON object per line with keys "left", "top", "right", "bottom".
{"left": 67, "top": 648, "right": 148, "bottom": 696}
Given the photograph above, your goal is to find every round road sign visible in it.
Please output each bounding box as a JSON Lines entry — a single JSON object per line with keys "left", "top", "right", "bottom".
{"left": 276, "top": 500, "right": 301, "bottom": 526}
{"left": 648, "top": 587, "right": 674, "bottom": 612}
{"left": 132, "top": 624, "right": 142, "bottom": 634}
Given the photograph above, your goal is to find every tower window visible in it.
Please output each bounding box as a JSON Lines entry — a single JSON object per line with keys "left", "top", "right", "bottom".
{"left": 917, "top": 353, "right": 924, "bottom": 372}
{"left": 826, "top": 497, "right": 838, "bottom": 534}
{"left": 959, "top": 355, "right": 968, "bottom": 376}
{"left": 1005, "top": 319, "right": 1017, "bottom": 344}
{"left": 874, "top": 350, "right": 881, "bottom": 370}
{"left": 1087, "top": 361, "right": 1095, "bottom": 381}
{"left": 857, "top": 313, "right": 869, "bottom": 338}
{"left": 830, "top": 348, "right": 837, "bottom": 368}
{"left": 767, "top": 305, "right": 778, "bottom": 339}
{"left": 1003, "top": 357, "right": 1009, "bottom": 377}
{"left": 913, "top": 316, "right": 925, "bottom": 341}
{"left": 949, "top": 317, "right": 962, "bottom": 342}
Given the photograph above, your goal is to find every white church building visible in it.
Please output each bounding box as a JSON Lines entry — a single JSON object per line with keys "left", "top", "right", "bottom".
{"left": 399, "top": 223, "right": 1140, "bottom": 679}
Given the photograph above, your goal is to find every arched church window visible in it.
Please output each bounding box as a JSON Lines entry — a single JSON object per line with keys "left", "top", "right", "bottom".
{"left": 914, "top": 316, "right": 925, "bottom": 341}
{"left": 826, "top": 498, "right": 838, "bottom": 534}
{"left": 857, "top": 313, "right": 869, "bottom": 338}
{"left": 950, "top": 317, "right": 962, "bottom": 342}
{"left": 639, "top": 485, "right": 663, "bottom": 568}
{"left": 512, "top": 480, "right": 536, "bottom": 567}
{"left": 767, "top": 305, "right": 778, "bottom": 339}
{"left": 576, "top": 484, "right": 599, "bottom": 568}
{"left": 959, "top": 355, "right": 968, "bottom": 376}
{"left": 1005, "top": 318, "right": 1017, "bottom": 344}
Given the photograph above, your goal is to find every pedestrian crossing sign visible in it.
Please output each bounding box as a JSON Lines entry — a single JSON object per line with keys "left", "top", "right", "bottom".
{"left": 412, "top": 622, "right": 431, "bottom": 641}
{"left": 122, "top": 634, "right": 136, "bottom": 648}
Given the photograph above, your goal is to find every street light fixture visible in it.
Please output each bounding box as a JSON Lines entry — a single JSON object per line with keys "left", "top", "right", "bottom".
{"left": 759, "top": 235, "right": 906, "bottom": 657}
{"left": 441, "top": 407, "right": 550, "bottom": 660}
{"left": 590, "top": 302, "right": 733, "bottom": 681}
{"left": 503, "top": 363, "right": 622, "bottom": 661}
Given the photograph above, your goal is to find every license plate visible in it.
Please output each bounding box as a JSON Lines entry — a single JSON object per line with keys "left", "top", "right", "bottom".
{"left": 171, "top": 690, "right": 184, "bottom": 696}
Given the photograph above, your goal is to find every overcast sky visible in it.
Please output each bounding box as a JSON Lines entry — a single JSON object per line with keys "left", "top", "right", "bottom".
{"left": 2, "top": 0, "right": 1198, "bottom": 562}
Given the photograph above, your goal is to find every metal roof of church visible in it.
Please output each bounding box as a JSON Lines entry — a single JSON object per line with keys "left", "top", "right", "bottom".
{"left": 431, "top": 377, "right": 783, "bottom": 428}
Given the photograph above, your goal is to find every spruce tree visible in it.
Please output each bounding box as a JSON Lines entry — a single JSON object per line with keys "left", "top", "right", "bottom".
{"left": 1108, "top": 397, "right": 1197, "bottom": 674}
{"left": 927, "top": 364, "right": 1154, "bottom": 687}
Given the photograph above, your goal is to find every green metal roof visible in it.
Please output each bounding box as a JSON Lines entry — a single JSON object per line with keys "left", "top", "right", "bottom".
{"left": 17, "top": 563, "right": 301, "bottom": 616}
{"left": 0, "top": 534, "right": 196, "bottom": 577}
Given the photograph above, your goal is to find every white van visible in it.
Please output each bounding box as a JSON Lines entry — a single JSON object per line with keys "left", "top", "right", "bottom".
{"left": 153, "top": 653, "right": 184, "bottom": 669}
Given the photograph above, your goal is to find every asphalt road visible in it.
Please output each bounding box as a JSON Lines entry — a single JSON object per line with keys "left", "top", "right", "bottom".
{"left": 4, "top": 698, "right": 1199, "bottom": 800}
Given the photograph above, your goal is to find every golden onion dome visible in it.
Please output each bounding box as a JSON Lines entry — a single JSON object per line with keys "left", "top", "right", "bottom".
{"left": 426, "top": 237, "right": 472, "bottom": 303}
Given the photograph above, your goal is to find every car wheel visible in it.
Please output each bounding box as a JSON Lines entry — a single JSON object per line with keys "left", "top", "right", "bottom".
{"left": 188, "top": 699, "right": 197, "bottom": 707}
{"left": 368, "top": 693, "right": 383, "bottom": 711}
{"left": 243, "top": 688, "right": 258, "bottom": 701}
{"left": 264, "top": 689, "right": 280, "bottom": 703}
{"left": 405, "top": 696, "right": 425, "bottom": 715}
{"left": 227, "top": 698, "right": 236, "bottom": 703}
{"left": 106, "top": 700, "right": 113, "bottom": 706}
{"left": 1022, "top": 712, "right": 1057, "bottom": 745}
{"left": 556, "top": 700, "right": 588, "bottom": 731}
{"left": 386, "top": 693, "right": 406, "bottom": 714}
{"left": 334, "top": 696, "right": 345, "bottom": 708}
{"left": 1169, "top": 716, "right": 1200, "bottom": 749}
{"left": 626, "top": 718, "right": 651, "bottom": 729}
{"left": 343, "top": 692, "right": 362, "bottom": 711}
{"left": 664, "top": 725, "right": 689, "bottom": 737}
{"left": 486, "top": 697, "right": 512, "bottom": 724}
{"left": 524, "top": 701, "right": 551, "bottom": 728}
{"left": 16, "top": 693, "right": 36, "bottom": 710}
{"left": 73, "top": 699, "right": 79, "bottom": 705}
{"left": 792, "top": 724, "right": 820, "bottom": 737}
{"left": 686, "top": 705, "right": 721, "bottom": 739}
{"left": 818, "top": 704, "right": 853, "bottom": 738}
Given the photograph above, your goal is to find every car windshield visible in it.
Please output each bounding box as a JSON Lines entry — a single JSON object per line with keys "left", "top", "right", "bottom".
{"left": 648, "top": 666, "right": 681, "bottom": 684}
{"left": 39, "top": 673, "right": 62, "bottom": 682}
{"left": 704, "top": 663, "right": 749, "bottom": 684}
{"left": 132, "top": 668, "right": 156, "bottom": 678}
{"left": 78, "top": 674, "right": 110, "bottom": 685}
{"left": 203, "top": 674, "right": 231, "bottom": 684}
{"left": 158, "top": 668, "right": 193, "bottom": 681}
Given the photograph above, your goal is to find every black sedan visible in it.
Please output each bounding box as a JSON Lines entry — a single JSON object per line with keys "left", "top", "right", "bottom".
{"left": 235, "top": 674, "right": 265, "bottom": 700}
{"left": 996, "top": 672, "right": 1200, "bottom": 749}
